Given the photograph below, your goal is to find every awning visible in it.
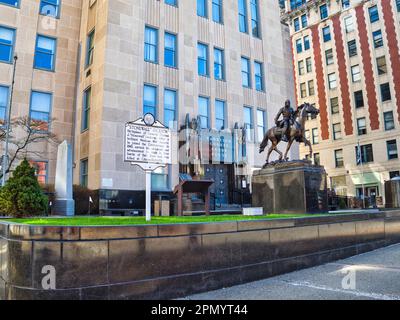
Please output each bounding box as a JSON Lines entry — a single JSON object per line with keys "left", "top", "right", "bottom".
{"left": 351, "top": 172, "right": 381, "bottom": 185}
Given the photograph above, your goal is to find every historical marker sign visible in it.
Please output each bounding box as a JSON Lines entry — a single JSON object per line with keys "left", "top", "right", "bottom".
{"left": 124, "top": 115, "right": 172, "bottom": 221}
{"left": 124, "top": 118, "right": 172, "bottom": 168}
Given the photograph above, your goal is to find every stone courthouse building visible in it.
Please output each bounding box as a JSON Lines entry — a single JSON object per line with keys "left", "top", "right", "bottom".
{"left": 282, "top": 0, "right": 400, "bottom": 203}
{"left": 0, "top": 0, "right": 296, "bottom": 212}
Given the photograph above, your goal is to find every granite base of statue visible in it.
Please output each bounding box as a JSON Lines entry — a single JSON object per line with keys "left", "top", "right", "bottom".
{"left": 53, "top": 140, "right": 75, "bottom": 216}
{"left": 252, "top": 160, "right": 328, "bottom": 214}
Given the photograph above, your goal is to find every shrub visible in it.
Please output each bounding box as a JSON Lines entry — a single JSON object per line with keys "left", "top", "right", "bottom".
{"left": 0, "top": 159, "right": 48, "bottom": 218}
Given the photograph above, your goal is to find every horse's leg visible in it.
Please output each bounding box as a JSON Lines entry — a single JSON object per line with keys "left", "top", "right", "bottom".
{"left": 283, "top": 137, "right": 295, "bottom": 161}
{"left": 272, "top": 141, "right": 283, "bottom": 161}
{"left": 266, "top": 144, "right": 273, "bottom": 164}
{"left": 304, "top": 138, "right": 313, "bottom": 159}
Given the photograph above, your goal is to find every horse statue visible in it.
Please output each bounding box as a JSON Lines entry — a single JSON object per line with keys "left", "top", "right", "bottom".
{"left": 259, "top": 102, "right": 320, "bottom": 165}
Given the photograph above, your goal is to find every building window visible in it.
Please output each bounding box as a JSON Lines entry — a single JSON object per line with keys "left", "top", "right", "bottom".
{"left": 296, "top": 38, "right": 303, "bottom": 53}
{"left": 243, "top": 106, "right": 253, "bottom": 141}
{"left": 344, "top": 16, "right": 354, "bottom": 33}
{"left": 348, "top": 39, "right": 357, "bottom": 57}
{"left": 254, "top": 61, "right": 264, "bottom": 91}
{"left": 356, "top": 144, "right": 374, "bottom": 164}
{"left": 305, "top": 129, "right": 310, "bottom": 141}
{"left": 82, "top": 87, "right": 91, "bottom": 131}
{"left": 0, "top": 85, "right": 9, "bottom": 125}
{"left": 250, "top": 0, "right": 260, "bottom": 38}
{"left": 320, "top": 4, "right": 328, "bottom": 19}
{"left": 152, "top": 167, "right": 169, "bottom": 191}
{"left": 241, "top": 57, "right": 251, "bottom": 88}
{"left": 357, "top": 117, "right": 367, "bottom": 135}
{"left": 328, "top": 73, "right": 337, "bottom": 89}
{"left": 331, "top": 97, "right": 339, "bottom": 114}
{"left": 214, "top": 47, "right": 225, "bottom": 80}
{"left": 308, "top": 80, "right": 315, "bottom": 96}
{"left": 333, "top": 123, "right": 342, "bottom": 140}
{"left": 30, "top": 91, "right": 51, "bottom": 131}
{"left": 306, "top": 57, "right": 312, "bottom": 72}
{"left": 298, "top": 60, "right": 304, "bottom": 75}
{"left": 238, "top": 0, "right": 248, "bottom": 33}
{"left": 303, "top": 35, "right": 310, "bottom": 51}
{"left": 290, "top": 0, "right": 306, "bottom": 10}
{"left": 164, "top": 32, "right": 177, "bottom": 68}
{"left": 86, "top": 29, "right": 95, "bottom": 67}
{"left": 0, "top": 26, "right": 15, "bottom": 63}
{"left": 376, "top": 56, "right": 387, "bottom": 75}
{"left": 322, "top": 26, "right": 331, "bottom": 42}
{"left": 335, "top": 149, "right": 344, "bottom": 168}
{"left": 197, "top": 0, "right": 207, "bottom": 18}
{"left": 373, "top": 30, "right": 383, "bottom": 48}
{"left": 312, "top": 128, "right": 319, "bottom": 145}
{"left": 197, "top": 42, "right": 209, "bottom": 76}
{"left": 294, "top": 18, "right": 300, "bottom": 32}
{"left": 387, "top": 140, "right": 398, "bottom": 160}
{"left": 164, "top": 89, "right": 176, "bottom": 128}
{"left": 301, "top": 14, "right": 308, "bottom": 28}
{"left": 198, "top": 96, "right": 209, "bottom": 129}
{"left": 354, "top": 90, "right": 364, "bottom": 108}
{"left": 30, "top": 161, "right": 48, "bottom": 185}
{"left": 34, "top": 35, "right": 56, "bottom": 71}
{"left": 80, "top": 159, "right": 88, "bottom": 187}
{"left": 300, "top": 83, "right": 307, "bottom": 98}
{"left": 257, "top": 109, "right": 266, "bottom": 142}
{"left": 212, "top": 0, "right": 223, "bottom": 23}
{"left": 368, "top": 5, "right": 379, "bottom": 23}
{"left": 384, "top": 111, "right": 395, "bottom": 131}
{"left": 40, "top": 0, "right": 60, "bottom": 18}
{"left": 215, "top": 99, "right": 225, "bottom": 130}
{"left": 144, "top": 26, "right": 158, "bottom": 63}
{"left": 381, "top": 83, "right": 391, "bottom": 102}
{"left": 0, "top": 0, "right": 19, "bottom": 7}
{"left": 165, "top": 0, "right": 177, "bottom": 6}
{"left": 351, "top": 65, "right": 361, "bottom": 82}
{"left": 325, "top": 49, "right": 334, "bottom": 65}
{"left": 143, "top": 85, "right": 157, "bottom": 116}
{"left": 342, "top": 0, "right": 350, "bottom": 9}
{"left": 397, "top": 0, "right": 400, "bottom": 12}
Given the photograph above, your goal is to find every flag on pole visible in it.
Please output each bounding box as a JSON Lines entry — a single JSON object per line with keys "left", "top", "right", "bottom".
{"left": 89, "top": 196, "right": 93, "bottom": 204}
{"left": 356, "top": 142, "right": 362, "bottom": 165}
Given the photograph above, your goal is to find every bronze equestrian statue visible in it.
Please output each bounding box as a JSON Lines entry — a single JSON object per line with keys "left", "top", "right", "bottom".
{"left": 259, "top": 101, "right": 320, "bottom": 164}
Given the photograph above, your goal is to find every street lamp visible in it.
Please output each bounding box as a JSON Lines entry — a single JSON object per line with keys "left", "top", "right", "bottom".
{"left": 2, "top": 55, "right": 18, "bottom": 187}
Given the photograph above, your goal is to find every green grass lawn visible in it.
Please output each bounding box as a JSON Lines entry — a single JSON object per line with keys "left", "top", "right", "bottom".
{"left": 1, "top": 214, "right": 327, "bottom": 226}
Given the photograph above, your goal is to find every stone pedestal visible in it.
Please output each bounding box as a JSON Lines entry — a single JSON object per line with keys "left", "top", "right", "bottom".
{"left": 252, "top": 160, "right": 328, "bottom": 214}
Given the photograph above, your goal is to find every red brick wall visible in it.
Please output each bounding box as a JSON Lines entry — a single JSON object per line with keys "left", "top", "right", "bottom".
{"left": 311, "top": 24, "right": 330, "bottom": 140}
{"left": 355, "top": 5, "right": 380, "bottom": 130}
{"left": 332, "top": 14, "right": 353, "bottom": 135}
{"left": 382, "top": 0, "right": 400, "bottom": 123}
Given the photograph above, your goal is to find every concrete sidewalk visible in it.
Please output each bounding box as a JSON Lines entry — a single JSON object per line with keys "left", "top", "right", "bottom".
{"left": 183, "top": 243, "right": 400, "bottom": 300}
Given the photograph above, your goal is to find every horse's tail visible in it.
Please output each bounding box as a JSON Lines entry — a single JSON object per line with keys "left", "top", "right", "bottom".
{"left": 259, "top": 130, "right": 270, "bottom": 153}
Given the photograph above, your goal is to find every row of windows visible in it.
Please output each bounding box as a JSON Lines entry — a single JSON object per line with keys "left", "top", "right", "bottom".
{"left": 0, "top": 26, "right": 56, "bottom": 70}
{"left": 144, "top": 26, "right": 265, "bottom": 90}
{"left": 0, "top": 85, "right": 52, "bottom": 131}
{"left": 140, "top": 84, "right": 267, "bottom": 140}
{"left": 334, "top": 140, "right": 399, "bottom": 168}
{"left": 0, "top": 0, "right": 60, "bottom": 18}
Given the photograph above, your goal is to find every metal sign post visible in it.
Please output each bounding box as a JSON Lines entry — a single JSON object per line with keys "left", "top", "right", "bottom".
{"left": 124, "top": 114, "right": 172, "bottom": 222}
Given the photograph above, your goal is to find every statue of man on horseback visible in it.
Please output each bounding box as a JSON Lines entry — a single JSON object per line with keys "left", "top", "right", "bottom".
{"left": 274, "top": 99, "right": 295, "bottom": 142}
{"left": 259, "top": 100, "right": 320, "bottom": 165}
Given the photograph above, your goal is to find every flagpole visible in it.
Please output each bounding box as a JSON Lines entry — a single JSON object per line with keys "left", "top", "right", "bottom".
{"left": 88, "top": 196, "right": 91, "bottom": 216}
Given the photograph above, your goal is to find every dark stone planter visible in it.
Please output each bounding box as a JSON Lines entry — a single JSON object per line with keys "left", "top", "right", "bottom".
{"left": 1, "top": 211, "right": 400, "bottom": 300}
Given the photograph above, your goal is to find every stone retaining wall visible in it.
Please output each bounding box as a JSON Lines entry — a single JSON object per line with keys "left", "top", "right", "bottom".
{"left": 1, "top": 211, "right": 400, "bottom": 300}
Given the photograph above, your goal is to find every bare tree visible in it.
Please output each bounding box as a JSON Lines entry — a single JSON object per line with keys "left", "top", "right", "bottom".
{"left": 0, "top": 117, "right": 59, "bottom": 180}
